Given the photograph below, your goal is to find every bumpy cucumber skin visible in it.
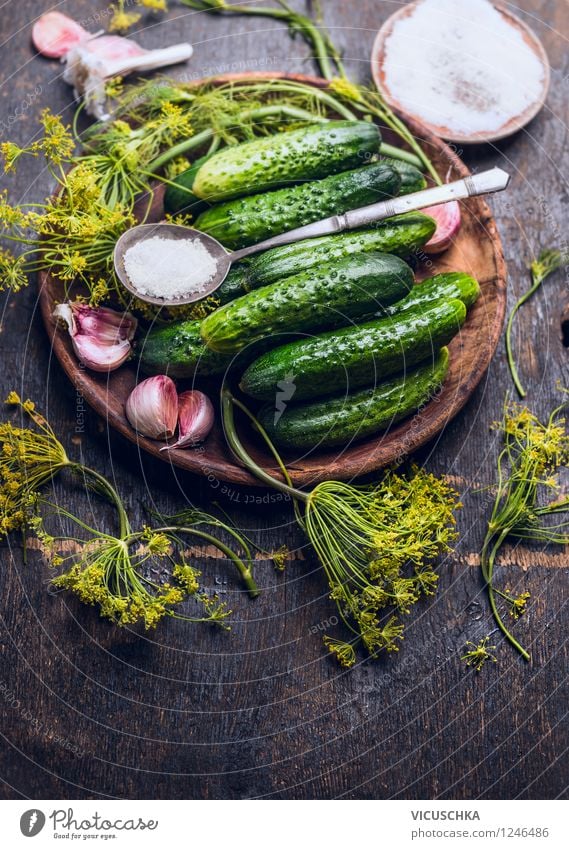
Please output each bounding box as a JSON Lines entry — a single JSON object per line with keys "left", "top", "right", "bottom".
{"left": 382, "top": 272, "right": 480, "bottom": 315}
{"left": 240, "top": 299, "right": 465, "bottom": 401}
{"left": 201, "top": 252, "right": 414, "bottom": 354}
{"left": 259, "top": 348, "right": 450, "bottom": 450}
{"left": 194, "top": 162, "right": 401, "bottom": 250}
{"left": 191, "top": 121, "right": 381, "bottom": 202}
{"left": 240, "top": 212, "right": 436, "bottom": 289}
{"left": 383, "top": 159, "right": 427, "bottom": 194}
{"left": 216, "top": 266, "right": 251, "bottom": 305}
{"left": 138, "top": 320, "right": 232, "bottom": 378}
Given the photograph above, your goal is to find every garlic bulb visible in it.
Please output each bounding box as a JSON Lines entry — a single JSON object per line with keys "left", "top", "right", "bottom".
{"left": 53, "top": 302, "right": 137, "bottom": 372}
{"left": 63, "top": 38, "right": 193, "bottom": 120}
{"left": 32, "top": 11, "right": 91, "bottom": 59}
{"left": 125, "top": 375, "right": 178, "bottom": 440}
{"left": 161, "top": 390, "right": 214, "bottom": 451}
{"left": 32, "top": 10, "right": 193, "bottom": 119}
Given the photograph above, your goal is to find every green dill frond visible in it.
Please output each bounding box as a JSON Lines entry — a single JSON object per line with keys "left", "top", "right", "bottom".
{"left": 480, "top": 394, "right": 569, "bottom": 661}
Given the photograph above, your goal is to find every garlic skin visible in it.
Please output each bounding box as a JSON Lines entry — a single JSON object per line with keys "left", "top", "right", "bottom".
{"left": 32, "top": 11, "right": 91, "bottom": 59}
{"left": 63, "top": 38, "right": 193, "bottom": 119}
{"left": 125, "top": 376, "right": 178, "bottom": 440}
{"left": 53, "top": 302, "right": 137, "bottom": 372}
{"left": 423, "top": 200, "right": 462, "bottom": 254}
{"left": 161, "top": 390, "right": 214, "bottom": 451}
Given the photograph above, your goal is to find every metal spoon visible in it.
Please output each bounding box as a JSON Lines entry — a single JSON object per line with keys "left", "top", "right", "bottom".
{"left": 113, "top": 167, "right": 510, "bottom": 307}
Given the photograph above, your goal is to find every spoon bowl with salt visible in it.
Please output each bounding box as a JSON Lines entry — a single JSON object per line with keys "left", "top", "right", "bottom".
{"left": 114, "top": 167, "right": 511, "bottom": 307}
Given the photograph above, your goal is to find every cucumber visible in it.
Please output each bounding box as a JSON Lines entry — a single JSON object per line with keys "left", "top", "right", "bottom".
{"left": 259, "top": 348, "right": 450, "bottom": 450}
{"left": 138, "top": 320, "right": 232, "bottom": 378}
{"left": 194, "top": 162, "right": 401, "bottom": 250}
{"left": 163, "top": 152, "right": 215, "bottom": 216}
{"left": 201, "top": 252, "right": 414, "bottom": 354}
{"left": 382, "top": 272, "right": 480, "bottom": 315}
{"left": 216, "top": 266, "right": 251, "bottom": 305}
{"left": 182, "top": 121, "right": 381, "bottom": 204}
{"left": 240, "top": 299, "right": 465, "bottom": 401}
{"left": 240, "top": 212, "right": 435, "bottom": 291}
{"left": 384, "top": 159, "right": 427, "bottom": 194}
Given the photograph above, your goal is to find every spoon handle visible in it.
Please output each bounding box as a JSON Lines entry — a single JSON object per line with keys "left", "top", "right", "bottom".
{"left": 229, "top": 167, "right": 510, "bottom": 263}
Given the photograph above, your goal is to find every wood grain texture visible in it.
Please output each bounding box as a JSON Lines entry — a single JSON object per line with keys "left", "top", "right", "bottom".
{"left": 0, "top": 0, "right": 568, "bottom": 801}
{"left": 38, "top": 72, "right": 507, "bottom": 487}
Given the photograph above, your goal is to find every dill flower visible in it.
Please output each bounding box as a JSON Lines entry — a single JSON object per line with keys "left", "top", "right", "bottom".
{"left": 109, "top": 6, "right": 141, "bottom": 33}
{"left": 140, "top": 0, "right": 168, "bottom": 9}
{"left": 329, "top": 77, "right": 365, "bottom": 104}
{"left": 509, "top": 591, "right": 531, "bottom": 620}
{"left": 39, "top": 109, "right": 75, "bottom": 164}
{"left": 270, "top": 544, "right": 289, "bottom": 572}
{"left": 164, "top": 156, "right": 191, "bottom": 180}
{"left": 1, "top": 141, "right": 37, "bottom": 173}
{"left": 323, "top": 637, "right": 356, "bottom": 669}
{"left": 0, "top": 392, "right": 70, "bottom": 535}
{"left": 461, "top": 637, "right": 497, "bottom": 672}
{"left": 0, "top": 250, "right": 28, "bottom": 292}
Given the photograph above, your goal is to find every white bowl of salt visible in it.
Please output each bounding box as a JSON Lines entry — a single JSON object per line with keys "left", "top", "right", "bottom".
{"left": 371, "top": 0, "right": 550, "bottom": 144}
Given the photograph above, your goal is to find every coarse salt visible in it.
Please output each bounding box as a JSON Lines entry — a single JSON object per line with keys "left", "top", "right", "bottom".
{"left": 382, "top": 0, "right": 545, "bottom": 135}
{"left": 123, "top": 235, "right": 218, "bottom": 300}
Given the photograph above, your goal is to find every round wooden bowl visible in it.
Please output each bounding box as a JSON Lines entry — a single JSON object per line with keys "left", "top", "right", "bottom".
{"left": 39, "top": 72, "right": 507, "bottom": 487}
{"left": 371, "top": 2, "right": 550, "bottom": 145}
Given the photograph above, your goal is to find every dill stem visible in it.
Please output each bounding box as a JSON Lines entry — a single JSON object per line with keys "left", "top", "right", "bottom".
{"left": 505, "top": 277, "right": 543, "bottom": 399}
{"left": 70, "top": 464, "right": 131, "bottom": 539}
{"left": 221, "top": 388, "right": 307, "bottom": 503}
{"left": 379, "top": 142, "right": 424, "bottom": 170}
{"left": 152, "top": 525, "right": 259, "bottom": 598}
{"left": 181, "top": 1, "right": 343, "bottom": 80}
{"left": 482, "top": 527, "right": 531, "bottom": 661}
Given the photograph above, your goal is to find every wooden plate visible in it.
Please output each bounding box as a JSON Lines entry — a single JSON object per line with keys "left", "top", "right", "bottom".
{"left": 39, "top": 72, "right": 507, "bottom": 488}
{"left": 371, "top": 2, "right": 550, "bottom": 144}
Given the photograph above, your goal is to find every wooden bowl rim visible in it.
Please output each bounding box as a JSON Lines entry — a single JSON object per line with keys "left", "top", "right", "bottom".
{"left": 39, "top": 71, "right": 508, "bottom": 488}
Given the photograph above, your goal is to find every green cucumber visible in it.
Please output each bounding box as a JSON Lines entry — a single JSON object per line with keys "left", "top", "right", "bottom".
{"left": 138, "top": 320, "right": 232, "bottom": 378}
{"left": 382, "top": 272, "right": 480, "bottom": 315}
{"left": 216, "top": 266, "right": 250, "bottom": 305}
{"left": 259, "top": 348, "right": 450, "bottom": 450}
{"left": 384, "top": 158, "right": 427, "bottom": 194}
{"left": 163, "top": 152, "right": 215, "bottom": 216}
{"left": 237, "top": 212, "right": 436, "bottom": 292}
{"left": 240, "top": 299, "right": 465, "bottom": 401}
{"left": 186, "top": 121, "right": 381, "bottom": 203}
{"left": 201, "top": 252, "right": 414, "bottom": 354}
{"left": 194, "top": 162, "right": 401, "bottom": 249}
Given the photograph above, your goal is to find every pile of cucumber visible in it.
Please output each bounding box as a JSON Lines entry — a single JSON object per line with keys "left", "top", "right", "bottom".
{"left": 140, "top": 122, "right": 479, "bottom": 451}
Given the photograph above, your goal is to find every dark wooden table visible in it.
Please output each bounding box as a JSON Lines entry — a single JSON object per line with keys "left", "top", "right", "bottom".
{"left": 0, "top": 1, "right": 567, "bottom": 800}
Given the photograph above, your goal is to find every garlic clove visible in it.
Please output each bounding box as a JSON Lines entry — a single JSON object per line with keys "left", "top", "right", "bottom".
{"left": 53, "top": 302, "right": 137, "bottom": 372}
{"left": 423, "top": 201, "right": 462, "bottom": 254}
{"left": 72, "top": 304, "right": 137, "bottom": 344}
{"left": 161, "top": 390, "right": 214, "bottom": 451}
{"left": 72, "top": 335, "right": 132, "bottom": 373}
{"left": 32, "top": 11, "right": 91, "bottom": 58}
{"left": 81, "top": 35, "right": 147, "bottom": 63}
{"left": 125, "top": 375, "right": 178, "bottom": 441}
